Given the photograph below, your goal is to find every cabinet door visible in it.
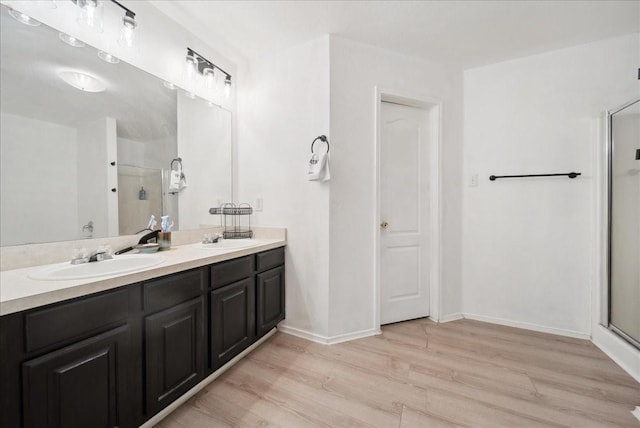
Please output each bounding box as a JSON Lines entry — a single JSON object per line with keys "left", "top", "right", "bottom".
{"left": 256, "top": 266, "right": 285, "bottom": 337}
{"left": 145, "top": 297, "right": 205, "bottom": 417}
{"left": 210, "top": 278, "right": 255, "bottom": 370}
{"left": 22, "top": 324, "right": 132, "bottom": 428}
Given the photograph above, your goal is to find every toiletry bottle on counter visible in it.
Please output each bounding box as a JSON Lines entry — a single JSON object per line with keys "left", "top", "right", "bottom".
{"left": 139, "top": 187, "right": 146, "bottom": 200}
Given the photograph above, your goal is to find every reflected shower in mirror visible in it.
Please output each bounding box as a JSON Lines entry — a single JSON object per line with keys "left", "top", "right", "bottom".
{"left": 0, "top": 4, "right": 232, "bottom": 246}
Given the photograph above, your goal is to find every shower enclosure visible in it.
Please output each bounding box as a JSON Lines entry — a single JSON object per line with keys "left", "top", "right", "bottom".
{"left": 605, "top": 97, "right": 640, "bottom": 349}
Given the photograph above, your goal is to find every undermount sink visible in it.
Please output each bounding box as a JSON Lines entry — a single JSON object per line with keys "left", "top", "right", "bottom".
{"left": 197, "top": 239, "right": 261, "bottom": 250}
{"left": 29, "top": 254, "right": 165, "bottom": 281}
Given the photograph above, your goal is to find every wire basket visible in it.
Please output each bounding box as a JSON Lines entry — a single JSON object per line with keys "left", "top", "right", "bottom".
{"left": 208, "top": 203, "right": 253, "bottom": 239}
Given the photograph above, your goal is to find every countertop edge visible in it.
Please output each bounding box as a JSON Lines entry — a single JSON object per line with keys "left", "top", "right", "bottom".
{"left": 0, "top": 240, "right": 286, "bottom": 316}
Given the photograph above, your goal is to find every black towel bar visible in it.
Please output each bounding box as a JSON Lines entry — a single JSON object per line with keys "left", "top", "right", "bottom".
{"left": 489, "top": 172, "right": 581, "bottom": 181}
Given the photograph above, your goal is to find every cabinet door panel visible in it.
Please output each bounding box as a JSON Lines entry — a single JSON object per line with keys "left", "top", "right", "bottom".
{"left": 145, "top": 296, "right": 204, "bottom": 416}
{"left": 256, "top": 266, "right": 285, "bottom": 337}
{"left": 22, "top": 324, "right": 131, "bottom": 428}
{"left": 210, "top": 278, "right": 255, "bottom": 370}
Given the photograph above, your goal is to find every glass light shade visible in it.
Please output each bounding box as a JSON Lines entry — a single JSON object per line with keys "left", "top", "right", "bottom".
{"left": 8, "top": 8, "right": 41, "bottom": 26}
{"left": 59, "top": 32, "right": 85, "bottom": 48}
{"left": 203, "top": 68, "right": 215, "bottom": 89}
{"left": 118, "top": 14, "right": 137, "bottom": 49}
{"left": 224, "top": 77, "right": 232, "bottom": 98}
{"left": 97, "top": 51, "right": 120, "bottom": 64}
{"left": 59, "top": 71, "right": 106, "bottom": 92}
{"left": 76, "top": 0, "right": 104, "bottom": 33}
{"left": 185, "top": 54, "right": 197, "bottom": 80}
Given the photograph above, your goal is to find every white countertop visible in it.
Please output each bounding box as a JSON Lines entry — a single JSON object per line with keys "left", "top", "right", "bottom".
{"left": 0, "top": 238, "right": 285, "bottom": 316}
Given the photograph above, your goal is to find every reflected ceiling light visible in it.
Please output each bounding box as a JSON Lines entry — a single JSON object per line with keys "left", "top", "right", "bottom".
{"left": 185, "top": 48, "right": 233, "bottom": 99}
{"left": 59, "top": 32, "right": 86, "bottom": 48}
{"left": 75, "top": 0, "right": 104, "bottom": 33}
{"left": 97, "top": 50, "right": 120, "bottom": 64}
{"left": 8, "top": 8, "right": 41, "bottom": 26}
{"left": 59, "top": 71, "right": 106, "bottom": 92}
{"left": 163, "top": 81, "right": 176, "bottom": 90}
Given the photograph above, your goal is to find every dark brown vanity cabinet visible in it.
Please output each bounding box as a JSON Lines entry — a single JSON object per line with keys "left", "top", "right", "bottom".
{"left": 0, "top": 287, "right": 141, "bottom": 428}
{"left": 143, "top": 268, "right": 206, "bottom": 418}
{"left": 210, "top": 256, "right": 255, "bottom": 370}
{"left": 0, "top": 246, "right": 285, "bottom": 428}
{"left": 256, "top": 248, "right": 286, "bottom": 337}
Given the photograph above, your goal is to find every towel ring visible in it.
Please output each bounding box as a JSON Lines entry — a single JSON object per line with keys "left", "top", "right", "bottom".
{"left": 171, "top": 157, "right": 183, "bottom": 171}
{"left": 311, "top": 135, "right": 329, "bottom": 153}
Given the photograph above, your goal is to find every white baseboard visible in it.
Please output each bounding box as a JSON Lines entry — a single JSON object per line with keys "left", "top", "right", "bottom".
{"left": 592, "top": 324, "right": 640, "bottom": 383}
{"left": 277, "top": 324, "right": 380, "bottom": 345}
{"left": 437, "top": 312, "right": 464, "bottom": 323}
{"left": 140, "top": 328, "right": 277, "bottom": 428}
{"left": 463, "top": 313, "right": 591, "bottom": 340}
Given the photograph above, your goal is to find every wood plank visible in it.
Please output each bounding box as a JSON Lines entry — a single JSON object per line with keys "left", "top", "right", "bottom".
{"left": 156, "top": 318, "right": 640, "bottom": 428}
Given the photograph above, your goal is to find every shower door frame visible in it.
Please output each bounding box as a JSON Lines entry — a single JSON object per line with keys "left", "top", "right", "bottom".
{"left": 603, "top": 97, "right": 640, "bottom": 350}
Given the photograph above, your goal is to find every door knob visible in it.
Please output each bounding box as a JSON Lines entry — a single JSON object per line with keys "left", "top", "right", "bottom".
{"left": 380, "top": 221, "right": 389, "bottom": 229}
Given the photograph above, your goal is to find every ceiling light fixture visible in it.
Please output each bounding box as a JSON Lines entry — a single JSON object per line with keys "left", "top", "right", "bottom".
{"left": 59, "top": 32, "right": 86, "bottom": 48}
{"left": 59, "top": 71, "right": 106, "bottom": 92}
{"left": 8, "top": 8, "right": 41, "bottom": 26}
{"left": 97, "top": 50, "right": 120, "bottom": 64}
{"left": 185, "top": 47, "right": 232, "bottom": 98}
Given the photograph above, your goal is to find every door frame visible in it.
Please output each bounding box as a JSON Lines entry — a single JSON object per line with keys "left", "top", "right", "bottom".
{"left": 373, "top": 87, "right": 443, "bottom": 328}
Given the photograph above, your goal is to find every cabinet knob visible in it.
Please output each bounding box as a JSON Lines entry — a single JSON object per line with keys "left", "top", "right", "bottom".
{"left": 110, "top": 161, "right": 116, "bottom": 166}
{"left": 111, "top": 188, "right": 117, "bottom": 193}
{"left": 380, "top": 221, "right": 389, "bottom": 229}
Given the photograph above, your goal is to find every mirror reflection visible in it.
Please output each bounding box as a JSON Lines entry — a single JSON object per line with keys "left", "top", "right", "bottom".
{"left": 0, "top": 5, "right": 232, "bottom": 246}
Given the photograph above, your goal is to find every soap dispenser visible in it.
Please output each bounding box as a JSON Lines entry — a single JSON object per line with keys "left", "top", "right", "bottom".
{"left": 139, "top": 187, "right": 146, "bottom": 200}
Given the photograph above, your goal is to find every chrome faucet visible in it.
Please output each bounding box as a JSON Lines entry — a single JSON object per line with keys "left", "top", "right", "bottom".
{"left": 70, "top": 246, "right": 112, "bottom": 264}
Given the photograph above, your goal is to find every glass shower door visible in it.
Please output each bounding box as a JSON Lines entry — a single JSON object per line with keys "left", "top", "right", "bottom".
{"left": 608, "top": 98, "right": 640, "bottom": 348}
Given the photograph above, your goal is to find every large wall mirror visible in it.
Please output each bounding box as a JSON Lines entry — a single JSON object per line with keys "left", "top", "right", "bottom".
{"left": 606, "top": 97, "right": 640, "bottom": 349}
{"left": 0, "top": 4, "right": 232, "bottom": 246}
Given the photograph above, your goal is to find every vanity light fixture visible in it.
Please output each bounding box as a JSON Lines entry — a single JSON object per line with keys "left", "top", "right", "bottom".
{"left": 59, "top": 32, "right": 86, "bottom": 47}
{"left": 71, "top": 0, "right": 138, "bottom": 48}
{"left": 185, "top": 48, "right": 232, "bottom": 98}
{"left": 8, "top": 8, "right": 41, "bottom": 26}
{"left": 97, "top": 50, "right": 120, "bottom": 64}
{"left": 59, "top": 71, "right": 106, "bottom": 92}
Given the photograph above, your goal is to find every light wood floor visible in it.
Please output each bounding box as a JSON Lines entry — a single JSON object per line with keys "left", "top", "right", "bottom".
{"left": 156, "top": 318, "right": 640, "bottom": 427}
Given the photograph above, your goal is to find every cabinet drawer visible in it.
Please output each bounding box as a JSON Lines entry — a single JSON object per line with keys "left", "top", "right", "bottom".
{"left": 255, "top": 247, "right": 284, "bottom": 272}
{"left": 210, "top": 256, "right": 253, "bottom": 289}
{"left": 144, "top": 268, "right": 205, "bottom": 313}
{"left": 25, "top": 288, "right": 129, "bottom": 353}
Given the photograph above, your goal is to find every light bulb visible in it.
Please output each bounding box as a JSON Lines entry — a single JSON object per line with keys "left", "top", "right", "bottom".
{"left": 185, "top": 54, "right": 197, "bottom": 80}
{"left": 203, "top": 68, "right": 215, "bottom": 89}
{"left": 118, "top": 14, "right": 137, "bottom": 49}
{"left": 77, "top": 0, "right": 103, "bottom": 33}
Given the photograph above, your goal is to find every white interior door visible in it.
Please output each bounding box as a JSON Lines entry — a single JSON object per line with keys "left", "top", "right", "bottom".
{"left": 380, "top": 101, "right": 430, "bottom": 325}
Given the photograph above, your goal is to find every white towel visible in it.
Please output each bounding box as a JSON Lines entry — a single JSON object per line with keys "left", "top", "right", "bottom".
{"left": 169, "top": 166, "right": 187, "bottom": 191}
{"left": 307, "top": 152, "right": 330, "bottom": 181}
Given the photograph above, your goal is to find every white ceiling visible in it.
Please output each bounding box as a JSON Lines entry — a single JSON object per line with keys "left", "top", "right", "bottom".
{"left": 152, "top": 0, "right": 640, "bottom": 68}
